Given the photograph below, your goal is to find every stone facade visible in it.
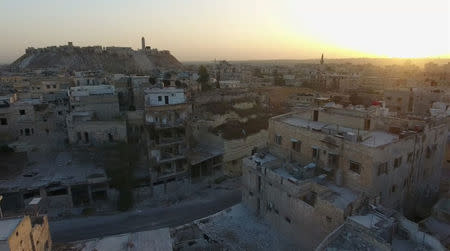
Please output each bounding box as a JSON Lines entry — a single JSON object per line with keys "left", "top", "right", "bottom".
{"left": 242, "top": 106, "right": 447, "bottom": 244}
{"left": 0, "top": 216, "right": 51, "bottom": 251}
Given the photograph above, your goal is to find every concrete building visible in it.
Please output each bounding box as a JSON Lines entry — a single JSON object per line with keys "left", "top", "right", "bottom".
{"left": 144, "top": 87, "right": 191, "bottom": 185}
{"left": 67, "top": 85, "right": 127, "bottom": 145}
{"left": 242, "top": 106, "right": 447, "bottom": 243}
{"left": 316, "top": 206, "right": 446, "bottom": 251}
{"left": 73, "top": 71, "right": 107, "bottom": 86}
{"left": 384, "top": 87, "right": 450, "bottom": 115}
{"left": 0, "top": 216, "right": 51, "bottom": 251}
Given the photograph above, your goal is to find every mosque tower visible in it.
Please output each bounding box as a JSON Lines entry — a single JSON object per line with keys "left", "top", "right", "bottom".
{"left": 141, "top": 37, "right": 145, "bottom": 50}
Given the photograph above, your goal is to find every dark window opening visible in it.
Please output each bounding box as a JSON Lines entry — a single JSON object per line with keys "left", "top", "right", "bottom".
{"left": 84, "top": 132, "right": 89, "bottom": 143}
{"left": 291, "top": 140, "right": 301, "bottom": 152}
{"left": 274, "top": 135, "right": 282, "bottom": 145}
{"left": 349, "top": 161, "right": 361, "bottom": 174}
{"left": 364, "top": 119, "right": 371, "bottom": 130}
{"left": 0, "top": 118, "right": 7, "bottom": 125}
{"left": 377, "top": 162, "right": 388, "bottom": 176}
{"left": 301, "top": 191, "right": 317, "bottom": 207}
{"left": 19, "top": 109, "right": 26, "bottom": 115}
{"left": 108, "top": 133, "right": 114, "bottom": 142}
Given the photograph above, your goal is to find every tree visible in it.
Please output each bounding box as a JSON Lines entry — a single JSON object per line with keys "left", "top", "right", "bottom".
{"left": 197, "top": 65, "right": 210, "bottom": 91}
{"left": 102, "top": 143, "right": 139, "bottom": 211}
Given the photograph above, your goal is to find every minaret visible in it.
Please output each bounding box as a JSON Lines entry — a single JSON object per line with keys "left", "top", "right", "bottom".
{"left": 141, "top": 37, "right": 145, "bottom": 50}
{"left": 320, "top": 53, "right": 324, "bottom": 65}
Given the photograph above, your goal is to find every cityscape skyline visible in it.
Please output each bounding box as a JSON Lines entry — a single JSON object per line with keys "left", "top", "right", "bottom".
{"left": 1, "top": 0, "right": 449, "bottom": 64}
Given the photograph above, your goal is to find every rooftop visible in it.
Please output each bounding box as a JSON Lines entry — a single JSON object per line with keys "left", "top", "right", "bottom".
{"left": 276, "top": 113, "right": 400, "bottom": 148}
{"left": 72, "top": 228, "right": 172, "bottom": 251}
{"left": 0, "top": 218, "right": 22, "bottom": 241}
{"left": 144, "top": 87, "right": 185, "bottom": 94}
{"left": 189, "top": 145, "right": 223, "bottom": 166}
{"left": 69, "top": 85, "right": 115, "bottom": 97}
{"left": 0, "top": 150, "right": 107, "bottom": 193}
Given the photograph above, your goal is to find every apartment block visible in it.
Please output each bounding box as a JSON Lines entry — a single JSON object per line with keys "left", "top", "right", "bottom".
{"left": 242, "top": 106, "right": 447, "bottom": 243}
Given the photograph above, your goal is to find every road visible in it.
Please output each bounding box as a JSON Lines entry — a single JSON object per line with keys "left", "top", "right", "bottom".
{"left": 50, "top": 190, "right": 241, "bottom": 242}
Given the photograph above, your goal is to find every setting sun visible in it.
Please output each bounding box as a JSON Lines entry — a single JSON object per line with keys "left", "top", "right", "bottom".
{"left": 285, "top": 0, "right": 449, "bottom": 58}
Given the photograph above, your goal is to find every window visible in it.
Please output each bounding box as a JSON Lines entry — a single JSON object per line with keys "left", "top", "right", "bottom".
{"left": 0, "top": 118, "right": 7, "bottom": 125}
{"left": 397, "top": 97, "right": 402, "bottom": 102}
{"left": 46, "top": 85, "right": 50, "bottom": 89}
{"left": 377, "top": 162, "right": 388, "bottom": 176}
{"left": 19, "top": 109, "right": 26, "bottom": 115}
{"left": 312, "top": 147, "right": 319, "bottom": 159}
{"left": 25, "top": 128, "right": 30, "bottom": 136}
{"left": 386, "top": 97, "right": 392, "bottom": 101}
{"left": 158, "top": 96, "right": 162, "bottom": 101}
{"left": 291, "top": 140, "right": 301, "bottom": 152}
{"left": 349, "top": 161, "right": 361, "bottom": 174}
{"left": 394, "top": 157, "right": 402, "bottom": 168}
{"left": 274, "top": 135, "right": 282, "bottom": 145}
{"left": 52, "top": 84, "right": 56, "bottom": 88}
{"left": 326, "top": 216, "right": 332, "bottom": 223}
{"left": 391, "top": 185, "right": 397, "bottom": 193}
{"left": 364, "top": 119, "right": 371, "bottom": 130}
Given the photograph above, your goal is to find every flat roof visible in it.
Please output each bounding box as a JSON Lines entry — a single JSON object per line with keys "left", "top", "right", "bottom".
{"left": 0, "top": 218, "right": 22, "bottom": 241}
{"left": 0, "top": 150, "right": 107, "bottom": 193}
{"left": 189, "top": 145, "right": 223, "bottom": 165}
{"left": 277, "top": 114, "right": 399, "bottom": 148}
{"left": 74, "top": 228, "right": 172, "bottom": 251}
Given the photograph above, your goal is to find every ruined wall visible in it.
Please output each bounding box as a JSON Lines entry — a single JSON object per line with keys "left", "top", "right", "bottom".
{"left": 6, "top": 217, "right": 34, "bottom": 251}
{"left": 30, "top": 216, "right": 52, "bottom": 251}
{"left": 242, "top": 164, "right": 350, "bottom": 247}
{"left": 71, "top": 95, "right": 120, "bottom": 120}
{"left": 68, "top": 120, "right": 127, "bottom": 145}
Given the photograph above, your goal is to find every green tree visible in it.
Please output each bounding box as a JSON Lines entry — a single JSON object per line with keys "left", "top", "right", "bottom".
{"left": 102, "top": 143, "right": 139, "bottom": 211}
{"left": 197, "top": 65, "right": 210, "bottom": 91}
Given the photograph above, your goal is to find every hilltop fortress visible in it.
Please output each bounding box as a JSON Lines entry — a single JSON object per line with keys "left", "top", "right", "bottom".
{"left": 11, "top": 37, "right": 183, "bottom": 73}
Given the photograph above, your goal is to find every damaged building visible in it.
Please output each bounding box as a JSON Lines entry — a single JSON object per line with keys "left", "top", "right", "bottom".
{"left": 66, "top": 85, "right": 127, "bottom": 145}
{"left": 0, "top": 215, "right": 52, "bottom": 251}
{"left": 144, "top": 87, "right": 191, "bottom": 185}
{"left": 242, "top": 105, "right": 447, "bottom": 244}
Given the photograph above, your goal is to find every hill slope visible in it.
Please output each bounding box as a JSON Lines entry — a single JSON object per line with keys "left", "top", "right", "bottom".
{"left": 11, "top": 47, "right": 183, "bottom": 73}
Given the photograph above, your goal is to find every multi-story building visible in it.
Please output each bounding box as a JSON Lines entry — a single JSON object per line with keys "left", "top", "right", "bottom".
{"left": 66, "top": 85, "right": 127, "bottom": 145}
{"left": 242, "top": 106, "right": 447, "bottom": 243}
{"left": 144, "top": 87, "right": 191, "bottom": 184}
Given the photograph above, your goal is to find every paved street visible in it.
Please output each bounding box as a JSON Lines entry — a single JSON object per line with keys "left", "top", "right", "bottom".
{"left": 50, "top": 189, "right": 241, "bottom": 242}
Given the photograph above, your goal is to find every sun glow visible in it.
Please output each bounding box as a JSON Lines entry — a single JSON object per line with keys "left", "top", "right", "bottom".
{"left": 286, "top": 0, "right": 449, "bottom": 58}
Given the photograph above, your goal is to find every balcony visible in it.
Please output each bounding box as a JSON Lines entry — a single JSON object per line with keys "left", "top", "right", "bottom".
{"left": 155, "top": 136, "right": 184, "bottom": 147}
{"left": 148, "top": 119, "right": 185, "bottom": 129}
{"left": 158, "top": 151, "right": 186, "bottom": 164}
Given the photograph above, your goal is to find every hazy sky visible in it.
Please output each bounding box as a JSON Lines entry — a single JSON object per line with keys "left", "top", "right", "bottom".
{"left": 0, "top": 0, "right": 449, "bottom": 63}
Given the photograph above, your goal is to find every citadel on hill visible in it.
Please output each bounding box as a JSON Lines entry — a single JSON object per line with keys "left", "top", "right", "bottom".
{"left": 10, "top": 37, "right": 183, "bottom": 73}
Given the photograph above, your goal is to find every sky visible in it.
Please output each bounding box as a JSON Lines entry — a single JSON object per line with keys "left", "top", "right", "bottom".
{"left": 0, "top": 0, "right": 449, "bottom": 63}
